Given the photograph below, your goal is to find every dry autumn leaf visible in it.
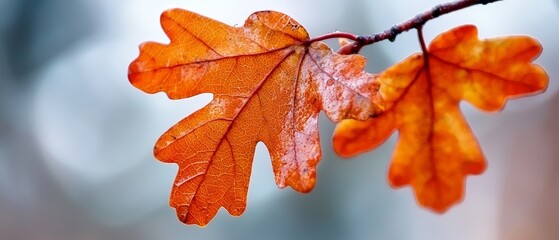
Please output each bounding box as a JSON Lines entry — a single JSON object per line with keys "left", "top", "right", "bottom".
{"left": 128, "top": 9, "right": 384, "bottom": 225}
{"left": 333, "top": 25, "right": 548, "bottom": 212}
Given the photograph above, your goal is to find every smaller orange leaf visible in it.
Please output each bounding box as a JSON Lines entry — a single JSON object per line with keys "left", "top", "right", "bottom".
{"left": 333, "top": 25, "right": 548, "bottom": 212}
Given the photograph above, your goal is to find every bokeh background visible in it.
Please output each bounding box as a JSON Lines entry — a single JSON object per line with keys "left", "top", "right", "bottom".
{"left": 1, "top": 0, "right": 558, "bottom": 239}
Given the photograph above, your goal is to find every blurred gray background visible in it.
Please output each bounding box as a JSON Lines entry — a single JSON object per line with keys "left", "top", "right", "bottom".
{"left": 0, "top": 0, "right": 558, "bottom": 239}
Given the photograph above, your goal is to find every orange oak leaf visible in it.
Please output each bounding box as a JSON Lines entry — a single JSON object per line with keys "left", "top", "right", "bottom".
{"left": 333, "top": 25, "right": 548, "bottom": 212}
{"left": 128, "top": 9, "right": 384, "bottom": 225}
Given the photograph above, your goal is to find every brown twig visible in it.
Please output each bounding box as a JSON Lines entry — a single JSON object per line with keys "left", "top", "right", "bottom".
{"left": 307, "top": 0, "right": 502, "bottom": 53}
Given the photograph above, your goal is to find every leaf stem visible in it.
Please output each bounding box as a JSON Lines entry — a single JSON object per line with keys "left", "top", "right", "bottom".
{"left": 307, "top": 0, "right": 502, "bottom": 52}
{"left": 417, "top": 26, "right": 429, "bottom": 65}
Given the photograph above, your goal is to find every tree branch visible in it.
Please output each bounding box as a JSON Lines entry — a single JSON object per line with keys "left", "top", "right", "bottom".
{"left": 308, "top": 0, "right": 503, "bottom": 53}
